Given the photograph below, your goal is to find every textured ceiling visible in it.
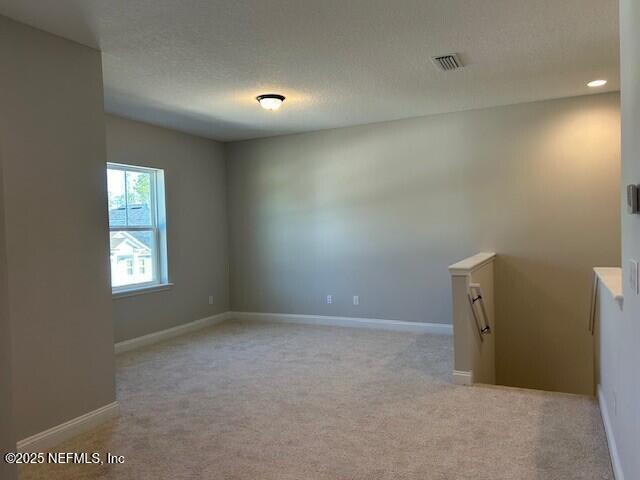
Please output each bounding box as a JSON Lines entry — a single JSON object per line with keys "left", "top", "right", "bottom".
{"left": 0, "top": 0, "right": 619, "bottom": 141}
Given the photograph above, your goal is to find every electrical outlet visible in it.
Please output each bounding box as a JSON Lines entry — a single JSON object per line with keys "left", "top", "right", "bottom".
{"left": 353, "top": 295, "right": 359, "bottom": 306}
{"left": 326, "top": 295, "right": 332, "bottom": 305}
{"left": 208, "top": 295, "right": 214, "bottom": 305}
{"left": 630, "top": 260, "right": 639, "bottom": 295}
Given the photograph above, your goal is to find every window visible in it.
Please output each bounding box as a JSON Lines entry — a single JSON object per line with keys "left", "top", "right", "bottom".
{"left": 107, "top": 163, "right": 168, "bottom": 292}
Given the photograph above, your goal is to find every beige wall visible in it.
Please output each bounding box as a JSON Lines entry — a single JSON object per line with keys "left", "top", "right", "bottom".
{"left": 0, "top": 149, "right": 16, "bottom": 478}
{"left": 226, "top": 93, "right": 620, "bottom": 394}
{"left": 0, "top": 17, "right": 116, "bottom": 439}
{"left": 614, "top": 0, "right": 640, "bottom": 477}
{"left": 106, "top": 115, "right": 230, "bottom": 342}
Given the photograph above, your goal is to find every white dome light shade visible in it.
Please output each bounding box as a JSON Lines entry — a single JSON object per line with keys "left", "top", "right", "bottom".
{"left": 257, "top": 94, "right": 285, "bottom": 110}
{"left": 587, "top": 79, "right": 607, "bottom": 88}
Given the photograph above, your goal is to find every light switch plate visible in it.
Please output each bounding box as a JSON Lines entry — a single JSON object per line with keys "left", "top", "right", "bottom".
{"left": 630, "top": 260, "right": 639, "bottom": 295}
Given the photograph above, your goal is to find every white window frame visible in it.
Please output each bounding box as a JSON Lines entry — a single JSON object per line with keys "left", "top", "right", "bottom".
{"left": 108, "top": 163, "right": 170, "bottom": 294}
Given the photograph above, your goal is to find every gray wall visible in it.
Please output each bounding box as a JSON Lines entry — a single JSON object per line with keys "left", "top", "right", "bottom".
{"left": 616, "top": 1, "right": 640, "bottom": 477}
{"left": 106, "top": 115, "right": 230, "bottom": 342}
{"left": 226, "top": 93, "right": 620, "bottom": 394}
{"left": 0, "top": 17, "right": 116, "bottom": 440}
{"left": 0, "top": 145, "right": 16, "bottom": 478}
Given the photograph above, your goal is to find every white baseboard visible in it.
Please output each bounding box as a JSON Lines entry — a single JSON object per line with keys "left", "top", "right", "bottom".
{"left": 231, "top": 311, "right": 453, "bottom": 335}
{"left": 115, "top": 311, "right": 232, "bottom": 354}
{"left": 452, "top": 370, "right": 473, "bottom": 385}
{"left": 597, "top": 386, "right": 624, "bottom": 480}
{"left": 17, "top": 402, "right": 120, "bottom": 453}
{"left": 115, "top": 312, "right": 450, "bottom": 356}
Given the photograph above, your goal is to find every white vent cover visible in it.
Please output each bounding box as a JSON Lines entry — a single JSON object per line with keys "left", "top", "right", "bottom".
{"left": 431, "top": 53, "right": 463, "bottom": 71}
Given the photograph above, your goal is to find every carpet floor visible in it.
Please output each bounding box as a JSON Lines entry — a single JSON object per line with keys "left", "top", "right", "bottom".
{"left": 20, "top": 320, "right": 613, "bottom": 479}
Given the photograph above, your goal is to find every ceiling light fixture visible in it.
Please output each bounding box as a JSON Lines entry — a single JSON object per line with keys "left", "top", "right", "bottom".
{"left": 257, "top": 94, "right": 285, "bottom": 110}
{"left": 587, "top": 79, "right": 607, "bottom": 88}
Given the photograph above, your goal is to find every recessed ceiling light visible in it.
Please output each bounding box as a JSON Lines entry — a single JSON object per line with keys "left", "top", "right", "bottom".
{"left": 587, "top": 79, "right": 607, "bottom": 88}
{"left": 257, "top": 94, "right": 285, "bottom": 110}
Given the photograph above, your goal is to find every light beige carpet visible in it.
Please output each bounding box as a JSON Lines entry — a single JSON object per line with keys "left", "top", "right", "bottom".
{"left": 20, "top": 320, "right": 612, "bottom": 480}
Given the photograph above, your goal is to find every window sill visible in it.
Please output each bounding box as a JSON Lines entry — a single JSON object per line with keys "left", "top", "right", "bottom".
{"left": 112, "top": 283, "right": 174, "bottom": 300}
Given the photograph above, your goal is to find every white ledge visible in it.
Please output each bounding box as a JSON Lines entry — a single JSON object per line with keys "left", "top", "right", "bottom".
{"left": 112, "top": 283, "right": 174, "bottom": 299}
{"left": 594, "top": 267, "right": 623, "bottom": 309}
{"left": 448, "top": 252, "right": 496, "bottom": 276}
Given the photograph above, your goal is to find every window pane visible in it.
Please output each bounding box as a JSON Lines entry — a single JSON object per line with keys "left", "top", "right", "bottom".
{"left": 110, "top": 229, "right": 156, "bottom": 287}
{"left": 107, "top": 169, "right": 126, "bottom": 227}
{"left": 107, "top": 163, "right": 166, "bottom": 291}
{"left": 126, "top": 170, "right": 153, "bottom": 226}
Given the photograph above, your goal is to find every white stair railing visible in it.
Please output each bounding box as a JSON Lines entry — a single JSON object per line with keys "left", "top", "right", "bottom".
{"left": 449, "top": 253, "right": 497, "bottom": 386}
{"left": 467, "top": 283, "right": 491, "bottom": 341}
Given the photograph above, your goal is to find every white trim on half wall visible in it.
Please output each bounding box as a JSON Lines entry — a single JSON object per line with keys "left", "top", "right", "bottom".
{"left": 452, "top": 370, "right": 473, "bottom": 386}
{"left": 598, "top": 386, "right": 625, "bottom": 480}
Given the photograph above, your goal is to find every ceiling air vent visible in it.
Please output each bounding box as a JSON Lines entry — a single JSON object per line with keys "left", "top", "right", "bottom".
{"left": 431, "top": 53, "right": 463, "bottom": 71}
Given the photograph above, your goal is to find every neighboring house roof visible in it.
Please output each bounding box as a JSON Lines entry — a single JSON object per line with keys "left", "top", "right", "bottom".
{"left": 109, "top": 204, "right": 154, "bottom": 250}
{"left": 110, "top": 236, "right": 129, "bottom": 250}
{"left": 110, "top": 230, "right": 153, "bottom": 253}
{"left": 109, "top": 204, "right": 152, "bottom": 227}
